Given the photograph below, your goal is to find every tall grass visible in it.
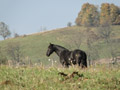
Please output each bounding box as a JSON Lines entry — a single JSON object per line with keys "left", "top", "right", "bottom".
{"left": 0, "top": 64, "right": 120, "bottom": 90}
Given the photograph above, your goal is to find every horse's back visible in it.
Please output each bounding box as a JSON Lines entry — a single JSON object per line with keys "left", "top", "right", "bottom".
{"left": 73, "top": 49, "right": 86, "bottom": 57}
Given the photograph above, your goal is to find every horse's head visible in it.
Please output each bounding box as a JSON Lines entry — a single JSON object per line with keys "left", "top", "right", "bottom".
{"left": 46, "top": 43, "right": 55, "bottom": 57}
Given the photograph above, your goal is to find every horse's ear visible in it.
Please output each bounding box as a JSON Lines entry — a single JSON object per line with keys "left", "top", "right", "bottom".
{"left": 49, "top": 43, "right": 52, "bottom": 46}
{"left": 49, "top": 43, "right": 53, "bottom": 46}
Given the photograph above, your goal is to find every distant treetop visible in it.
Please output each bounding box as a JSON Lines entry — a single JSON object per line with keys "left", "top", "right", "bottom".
{"left": 75, "top": 3, "right": 120, "bottom": 27}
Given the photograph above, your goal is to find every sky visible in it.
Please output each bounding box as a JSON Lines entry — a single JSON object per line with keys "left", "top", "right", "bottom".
{"left": 0, "top": 0, "right": 120, "bottom": 36}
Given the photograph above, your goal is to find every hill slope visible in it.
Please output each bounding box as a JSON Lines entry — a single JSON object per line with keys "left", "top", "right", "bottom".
{"left": 0, "top": 26, "right": 120, "bottom": 65}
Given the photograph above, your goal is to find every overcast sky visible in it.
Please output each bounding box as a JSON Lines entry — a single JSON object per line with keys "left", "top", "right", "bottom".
{"left": 0, "top": 0, "right": 120, "bottom": 36}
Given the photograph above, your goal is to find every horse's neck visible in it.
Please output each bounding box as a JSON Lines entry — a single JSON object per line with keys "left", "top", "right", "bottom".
{"left": 54, "top": 45, "right": 68, "bottom": 56}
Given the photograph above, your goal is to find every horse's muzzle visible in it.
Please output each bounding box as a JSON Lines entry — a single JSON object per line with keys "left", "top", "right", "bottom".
{"left": 46, "top": 53, "right": 50, "bottom": 57}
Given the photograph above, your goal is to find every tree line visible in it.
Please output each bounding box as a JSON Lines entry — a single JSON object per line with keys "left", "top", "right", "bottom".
{"left": 75, "top": 3, "right": 120, "bottom": 27}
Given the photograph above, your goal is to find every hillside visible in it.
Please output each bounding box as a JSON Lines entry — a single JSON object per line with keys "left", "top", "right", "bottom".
{"left": 0, "top": 26, "right": 120, "bottom": 65}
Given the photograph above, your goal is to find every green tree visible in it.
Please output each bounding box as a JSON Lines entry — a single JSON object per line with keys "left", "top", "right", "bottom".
{"left": 0, "top": 22, "right": 11, "bottom": 40}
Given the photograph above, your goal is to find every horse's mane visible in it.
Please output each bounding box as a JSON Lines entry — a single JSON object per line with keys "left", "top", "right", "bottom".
{"left": 53, "top": 44, "right": 69, "bottom": 51}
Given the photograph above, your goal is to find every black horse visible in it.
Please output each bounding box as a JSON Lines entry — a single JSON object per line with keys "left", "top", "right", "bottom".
{"left": 46, "top": 43, "right": 87, "bottom": 68}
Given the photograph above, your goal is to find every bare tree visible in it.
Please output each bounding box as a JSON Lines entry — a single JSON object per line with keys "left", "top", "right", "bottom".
{"left": 98, "top": 22, "right": 113, "bottom": 43}
{"left": 97, "top": 22, "right": 119, "bottom": 63}
{"left": 61, "top": 30, "right": 84, "bottom": 50}
{"left": 67, "top": 22, "right": 72, "bottom": 27}
{"left": 14, "top": 33, "right": 20, "bottom": 38}
{"left": 40, "top": 26, "right": 47, "bottom": 32}
{"left": 84, "top": 27, "right": 99, "bottom": 65}
{"left": 0, "top": 47, "right": 8, "bottom": 65}
{"left": 0, "top": 22, "right": 11, "bottom": 40}
{"left": 70, "top": 32, "right": 83, "bottom": 49}
{"left": 6, "top": 42, "right": 23, "bottom": 63}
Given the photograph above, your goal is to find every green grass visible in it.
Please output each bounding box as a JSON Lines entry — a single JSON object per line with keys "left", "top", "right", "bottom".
{"left": 0, "top": 25, "right": 120, "bottom": 64}
{"left": 0, "top": 65, "right": 120, "bottom": 90}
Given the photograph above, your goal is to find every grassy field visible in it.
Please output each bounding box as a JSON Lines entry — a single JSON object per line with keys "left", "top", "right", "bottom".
{"left": 0, "top": 25, "right": 120, "bottom": 64}
{"left": 0, "top": 65, "right": 120, "bottom": 90}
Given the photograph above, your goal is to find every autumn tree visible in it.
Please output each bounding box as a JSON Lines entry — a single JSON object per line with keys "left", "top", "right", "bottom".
{"left": 100, "top": 3, "right": 120, "bottom": 25}
{"left": 100, "top": 3, "right": 111, "bottom": 25}
{"left": 0, "top": 22, "right": 11, "bottom": 40}
{"left": 115, "top": 15, "right": 120, "bottom": 25}
{"left": 76, "top": 3, "right": 120, "bottom": 27}
{"left": 110, "top": 4, "right": 119, "bottom": 25}
{"left": 75, "top": 3, "right": 99, "bottom": 27}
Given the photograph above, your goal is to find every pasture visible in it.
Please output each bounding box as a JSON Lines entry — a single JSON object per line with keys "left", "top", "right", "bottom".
{"left": 0, "top": 25, "right": 120, "bottom": 65}
{"left": 0, "top": 65, "right": 120, "bottom": 90}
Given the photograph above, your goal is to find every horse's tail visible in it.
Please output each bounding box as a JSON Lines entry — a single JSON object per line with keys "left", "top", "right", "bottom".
{"left": 77, "top": 51, "right": 87, "bottom": 68}
{"left": 84, "top": 52, "right": 87, "bottom": 67}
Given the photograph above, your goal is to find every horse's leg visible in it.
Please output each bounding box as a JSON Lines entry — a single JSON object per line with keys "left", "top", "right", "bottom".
{"left": 65, "top": 64, "right": 69, "bottom": 68}
{"left": 84, "top": 61, "right": 87, "bottom": 68}
{"left": 62, "top": 62, "right": 69, "bottom": 68}
{"left": 77, "top": 56, "right": 82, "bottom": 67}
{"left": 81, "top": 63, "right": 84, "bottom": 68}
{"left": 60, "top": 59, "right": 68, "bottom": 68}
{"left": 83, "top": 61, "right": 87, "bottom": 68}
{"left": 78, "top": 58, "right": 86, "bottom": 68}
{"left": 63, "top": 60, "right": 69, "bottom": 68}
{"left": 61, "top": 60, "right": 65, "bottom": 66}
{"left": 81, "top": 59, "right": 87, "bottom": 68}
{"left": 78, "top": 60, "right": 81, "bottom": 66}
